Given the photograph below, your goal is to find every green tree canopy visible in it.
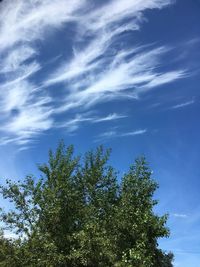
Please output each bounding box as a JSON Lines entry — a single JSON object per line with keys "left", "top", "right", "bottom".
{"left": 0, "top": 142, "right": 173, "bottom": 266}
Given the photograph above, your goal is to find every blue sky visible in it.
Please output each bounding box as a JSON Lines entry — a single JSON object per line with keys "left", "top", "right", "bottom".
{"left": 0, "top": 0, "right": 200, "bottom": 266}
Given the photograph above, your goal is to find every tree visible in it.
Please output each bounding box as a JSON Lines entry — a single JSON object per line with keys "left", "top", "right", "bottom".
{"left": 0, "top": 230, "right": 17, "bottom": 266}
{"left": 0, "top": 142, "right": 174, "bottom": 266}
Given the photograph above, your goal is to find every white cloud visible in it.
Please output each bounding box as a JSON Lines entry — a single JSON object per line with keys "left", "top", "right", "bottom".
{"left": 172, "top": 213, "right": 188, "bottom": 219}
{"left": 93, "top": 113, "right": 127, "bottom": 122}
{"left": 171, "top": 100, "right": 195, "bottom": 109}
{"left": 0, "top": 0, "right": 86, "bottom": 51}
{"left": 0, "top": 0, "right": 186, "bottom": 146}
{"left": 0, "top": 106, "right": 53, "bottom": 145}
{"left": 121, "top": 129, "right": 147, "bottom": 136}
{"left": 82, "top": 0, "right": 173, "bottom": 33}
{"left": 53, "top": 46, "right": 185, "bottom": 114}
{"left": 44, "top": 0, "right": 184, "bottom": 115}
{"left": 0, "top": 46, "right": 36, "bottom": 73}
{"left": 57, "top": 113, "right": 126, "bottom": 132}
{"left": 98, "top": 131, "right": 117, "bottom": 139}
{"left": 141, "top": 70, "right": 186, "bottom": 90}
{"left": 0, "top": 0, "right": 86, "bottom": 145}
{"left": 96, "top": 128, "right": 147, "bottom": 141}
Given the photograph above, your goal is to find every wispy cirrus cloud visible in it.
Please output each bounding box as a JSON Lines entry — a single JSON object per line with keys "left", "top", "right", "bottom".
{"left": 0, "top": 0, "right": 85, "bottom": 144}
{"left": 120, "top": 129, "right": 147, "bottom": 136}
{"left": 93, "top": 113, "right": 127, "bottom": 123}
{"left": 171, "top": 100, "right": 195, "bottom": 109}
{"left": 51, "top": 46, "right": 186, "bottom": 114}
{"left": 0, "top": 0, "right": 186, "bottom": 146}
{"left": 0, "top": 0, "right": 86, "bottom": 50}
{"left": 57, "top": 113, "right": 127, "bottom": 133}
{"left": 81, "top": 0, "right": 173, "bottom": 33}
{"left": 172, "top": 213, "right": 188, "bottom": 219}
{"left": 96, "top": 128, "right": 147, "bottom": 142}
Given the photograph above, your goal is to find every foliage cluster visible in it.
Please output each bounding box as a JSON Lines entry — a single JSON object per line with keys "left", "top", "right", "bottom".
{"left": 0, "top": 143, "right": 173, "bottom": 266}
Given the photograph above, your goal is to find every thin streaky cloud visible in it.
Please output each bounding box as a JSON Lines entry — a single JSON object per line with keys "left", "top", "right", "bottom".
{"left": 172, "top": 213, "right": 188, "bottom": 219}
{"left": 57, "top": 113, "right": 127, "bottom": 133}
{"left": 121, "top": 129, "right": 147, "bottom": 136}
{"left": 171, "top": 100, "right": 195, "bottom": 109}
{"left": 96, "top": 131, "right": 117, "bottom": 141}
{"left": 96, "top": 129, "right": 147, "bottom": 142}
{"left": 93, "top": 113, "right": 127, "bottom": 122}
